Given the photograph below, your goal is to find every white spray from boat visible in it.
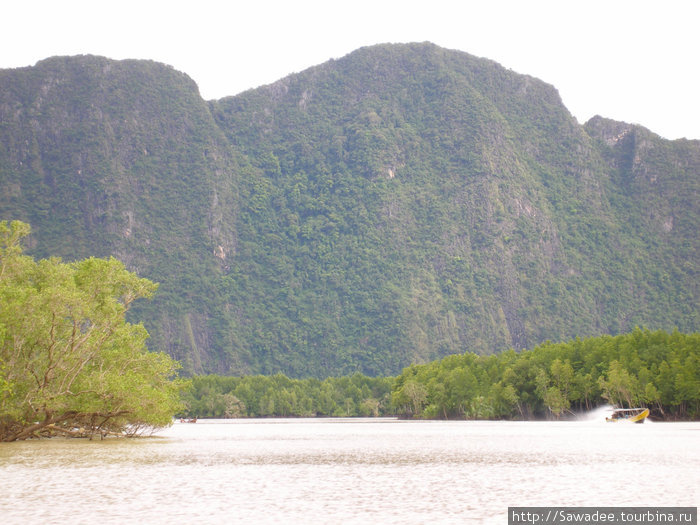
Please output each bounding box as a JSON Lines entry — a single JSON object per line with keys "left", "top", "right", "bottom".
{"left": 577, "top": 404, "right": 615, "bottom": 422}
{"left": 576, "top": 404, "right": 653, "bottom": 423}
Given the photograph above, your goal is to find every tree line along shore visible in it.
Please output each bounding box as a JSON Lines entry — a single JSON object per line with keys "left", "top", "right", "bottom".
{"left": 180, "top": 328, "right": 699, "bottom": 421}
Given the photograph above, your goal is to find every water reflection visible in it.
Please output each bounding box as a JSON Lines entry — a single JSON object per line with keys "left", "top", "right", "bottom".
{"left": 1, "top": 419, "right": 698, "bottom": 524}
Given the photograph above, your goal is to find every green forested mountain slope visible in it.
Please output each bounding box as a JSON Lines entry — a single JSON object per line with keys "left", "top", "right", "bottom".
{"left": 0, "top": 55, "right": 250, "bottom": 373}
{"left": 1, "top": 43, "right": 697, "bottom": 377}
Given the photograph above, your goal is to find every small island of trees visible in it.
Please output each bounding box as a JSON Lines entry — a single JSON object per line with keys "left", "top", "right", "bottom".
{"left": 0, "top": 221, "right": 186, "bottom": 441}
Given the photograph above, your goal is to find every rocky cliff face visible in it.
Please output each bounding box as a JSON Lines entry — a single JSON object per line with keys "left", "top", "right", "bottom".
{"left": 1, "top": 44, "right": 697, "bottom": 376}
{"left": 0, "top": 55, "right": 245, "bottom": 373}
{"left": 584, "top": 115, "right": 699, "bottom": 327}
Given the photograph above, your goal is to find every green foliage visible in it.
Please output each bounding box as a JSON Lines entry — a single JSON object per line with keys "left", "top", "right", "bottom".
{"left": 0, "top": 221, "right": 186, "bottom": 441}
{"left": 390, "top": 329, "right": 700, "bottom": 420}
{"left": 181, "top": 329, "right": 698, "bottom": 421}
{"left": 180, "top": 372, "right": 393, "bottom": 418}
{"left": 1, "top": 45, "right": 698, "bottom": 378}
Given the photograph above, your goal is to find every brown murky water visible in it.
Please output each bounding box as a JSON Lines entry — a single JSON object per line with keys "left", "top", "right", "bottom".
{"left": 1, "top": 418, "right": 698, "bottom": 523}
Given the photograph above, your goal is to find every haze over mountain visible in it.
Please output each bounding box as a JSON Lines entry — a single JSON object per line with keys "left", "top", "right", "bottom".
{"left": 1, "top": 43, "right": 697, "bottom": 377}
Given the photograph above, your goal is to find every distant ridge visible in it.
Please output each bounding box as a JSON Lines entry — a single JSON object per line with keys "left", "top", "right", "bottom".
{"left": 1, "top": 43, "right": 697, "bottom": 377}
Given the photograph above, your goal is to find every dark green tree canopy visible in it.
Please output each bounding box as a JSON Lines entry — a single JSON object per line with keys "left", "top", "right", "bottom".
{"left": 390, "top": 329, "right": 699, "bottom": 420}
{"left": 1, "top": 44, "right": 698, "bottom": 377}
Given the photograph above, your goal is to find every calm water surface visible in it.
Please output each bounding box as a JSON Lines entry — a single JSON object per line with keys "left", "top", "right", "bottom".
{"left": 1, "top": 417, "right": 698, "bottom": 524}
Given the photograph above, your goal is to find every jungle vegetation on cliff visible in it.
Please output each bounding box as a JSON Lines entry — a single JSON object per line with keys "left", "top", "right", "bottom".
{"left": 1, "top": 44, "right": 697, "bottom": 378}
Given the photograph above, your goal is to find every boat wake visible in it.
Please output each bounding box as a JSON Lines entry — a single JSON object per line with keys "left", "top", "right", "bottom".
{"left": 576, "top": 405, "right": 653, "bottom": 423}
{"left": 577, "top": 404, "right": 615, "bottom": 422}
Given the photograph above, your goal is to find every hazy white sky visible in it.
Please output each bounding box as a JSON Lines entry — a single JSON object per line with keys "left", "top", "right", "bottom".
{"left": 3, "top": 0, "right": 699, "bottom": 140}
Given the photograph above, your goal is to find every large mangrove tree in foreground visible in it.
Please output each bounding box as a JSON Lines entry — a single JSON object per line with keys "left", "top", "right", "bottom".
{"left": 0, "top": 221, "right": 185, "bottom": 441}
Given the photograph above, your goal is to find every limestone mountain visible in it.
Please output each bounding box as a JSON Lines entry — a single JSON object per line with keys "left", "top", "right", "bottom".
{"left": 1, "top": 43, "right": 697, "bottom": 377}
